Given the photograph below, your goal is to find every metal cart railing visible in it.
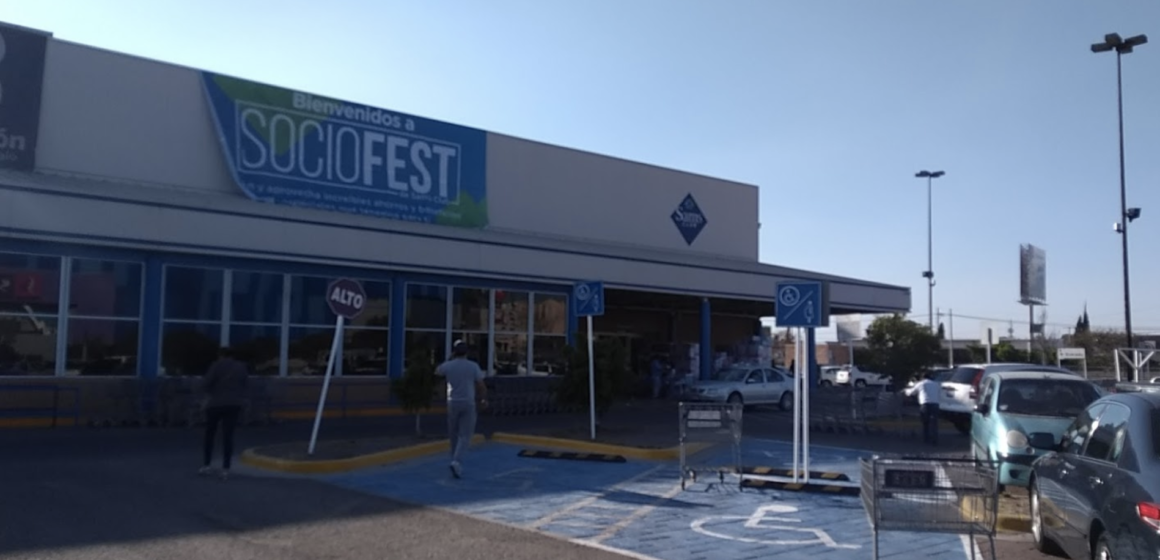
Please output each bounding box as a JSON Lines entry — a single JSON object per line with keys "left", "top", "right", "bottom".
{"left": 860, "top": 456, "right": 998, "bottom": 560}
{"left": 678, "top": 402, "right": 742, "bottom": 490}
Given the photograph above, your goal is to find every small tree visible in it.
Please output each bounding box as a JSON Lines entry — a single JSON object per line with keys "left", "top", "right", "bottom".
{"left": 552, "top": 336, "right": 630, "bottom": 419}
{"left": 392, "top": 348, "right": 440, "bottom": 436}
{"left": 862, "top": 314, "right": 942, "bottom": 388}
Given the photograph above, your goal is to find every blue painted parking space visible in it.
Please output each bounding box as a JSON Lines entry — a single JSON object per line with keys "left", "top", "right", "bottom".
{"left": 323, "top": 439, "right": 975, "bottom": 560}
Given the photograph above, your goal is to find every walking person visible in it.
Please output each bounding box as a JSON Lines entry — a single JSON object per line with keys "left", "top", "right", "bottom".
{"left": 199, "top": 346, "right": 249, "bottom": 479}
{"left": 436, "top": 340, "right": 487, "bottom": 479}
{"left": 904, "top": 371, "right": 941, "bottom": 446}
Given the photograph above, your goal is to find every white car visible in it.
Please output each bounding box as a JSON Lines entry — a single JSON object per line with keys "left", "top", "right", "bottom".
{"left": 833, "top": 366, "right": 890, "bottom": 388}
{"left": 687, "top": 366, "right": 794, "bottom": 410}
{"left": 939, "top": 363, "right": 1077, "bottom": 434}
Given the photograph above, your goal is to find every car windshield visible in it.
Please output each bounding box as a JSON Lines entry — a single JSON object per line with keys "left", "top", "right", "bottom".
{"left": 717, "top": 368, "right": 750, "bottom": 382}
{"left": 996, "top": 379, "right": 1101, "bottom": 417}
{"left": 936, "top": 370, "right": 954, "bottom": 382}
{"left": 950, "top": 367, "right": 984, "bottom": 384}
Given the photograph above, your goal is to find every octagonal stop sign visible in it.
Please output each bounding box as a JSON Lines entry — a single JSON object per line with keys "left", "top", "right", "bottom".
{"left": 326, "top": 278, "right": 366, "bottom": 319}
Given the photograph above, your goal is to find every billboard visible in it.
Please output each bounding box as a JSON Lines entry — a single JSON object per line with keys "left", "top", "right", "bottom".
{"left": 1019, "top": 244, "right": 1047, "bottom": 305}
{"left": 201, "top": 72, "right": 489, "bottom": 228}
{"left": 0, "top": 23, "right": 50, "bottom": 171}
{"left": 835, "top": 317, "right": 860, "bottom": 343}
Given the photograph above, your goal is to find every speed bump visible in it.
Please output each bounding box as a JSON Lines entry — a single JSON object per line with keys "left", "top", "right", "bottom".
{"left": 740, "top": 466, "right": 850, "bottom": 481}
{"left": 741, "top": 478, "right": 861, "bottom": 497}
{"left": 517, "top": 449, "right": 627, "bottom": 463}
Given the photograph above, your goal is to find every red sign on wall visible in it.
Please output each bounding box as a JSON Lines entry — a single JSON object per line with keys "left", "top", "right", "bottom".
{"left": 0, "top": 273, "right": 44, "bottom": 300}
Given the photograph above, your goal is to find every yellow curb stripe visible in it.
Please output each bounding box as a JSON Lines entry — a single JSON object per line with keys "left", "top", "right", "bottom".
{"left": 240, "top": 434, "right": 485, "bottom": 475}
{"left": 490, "top": 432, "right": 709, "bottom": 461}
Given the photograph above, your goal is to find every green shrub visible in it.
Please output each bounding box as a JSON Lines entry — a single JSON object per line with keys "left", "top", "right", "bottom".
{"left": 552, "top": 335, "right": 630, "bottom": 417}
{"left": 392, "top": 348, "right": 440, "bottom": 435}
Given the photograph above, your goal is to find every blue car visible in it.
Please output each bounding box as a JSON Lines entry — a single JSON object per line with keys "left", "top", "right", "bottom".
{"left": 970, "top": 370, "right": 1103, "bottom": 487}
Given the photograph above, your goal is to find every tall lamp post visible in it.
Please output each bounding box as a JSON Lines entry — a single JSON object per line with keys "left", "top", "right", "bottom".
{"left": 1092, "top": 32, "right": 1147, "bottom": 349}
{"left": 916, "top": 170, "right": 945, "bottom": 332}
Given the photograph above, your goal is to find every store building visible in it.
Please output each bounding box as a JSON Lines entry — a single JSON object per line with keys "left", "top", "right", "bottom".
{"left": 0, "top": 22, "right": 908, "bottom": 422}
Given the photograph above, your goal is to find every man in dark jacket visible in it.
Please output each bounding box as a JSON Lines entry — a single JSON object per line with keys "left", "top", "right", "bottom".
{"left": 200, "top": 347, "right": 249, "bottom": 479}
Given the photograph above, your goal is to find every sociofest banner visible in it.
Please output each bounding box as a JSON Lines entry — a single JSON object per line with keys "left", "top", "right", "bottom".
{"left": 201, "top": 72, "right": 488, "bottom": 228}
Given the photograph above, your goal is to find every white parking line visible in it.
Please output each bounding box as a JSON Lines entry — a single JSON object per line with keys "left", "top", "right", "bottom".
{"left": 586, "top": 481, "right": 686, "bottom": 544}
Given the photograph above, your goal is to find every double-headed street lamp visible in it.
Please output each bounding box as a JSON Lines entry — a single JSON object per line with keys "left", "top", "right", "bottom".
{"left": 1092, "top": 32, "right": 1147, "bottom": 349}
{"left": 916, "top": 170, "right": 945, "bottom": 332}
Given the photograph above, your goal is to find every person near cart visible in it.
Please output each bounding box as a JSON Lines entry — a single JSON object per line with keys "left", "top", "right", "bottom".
{"left": 904, "top": 371, "right": 941, "bottom": 446}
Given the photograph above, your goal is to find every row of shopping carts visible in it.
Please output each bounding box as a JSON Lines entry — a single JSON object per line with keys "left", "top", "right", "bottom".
{"left": 808, "top": 387, "right": 907, "bottom": 434}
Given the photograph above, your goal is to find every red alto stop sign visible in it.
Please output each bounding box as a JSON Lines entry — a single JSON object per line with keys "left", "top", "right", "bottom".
{"left": 326, "top": 278, "right": 366, "bottom": 319}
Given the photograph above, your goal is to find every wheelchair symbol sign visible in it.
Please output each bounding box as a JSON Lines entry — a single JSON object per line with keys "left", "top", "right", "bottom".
{"left": 690, "top": 504, "right": 859, "bottom": 549}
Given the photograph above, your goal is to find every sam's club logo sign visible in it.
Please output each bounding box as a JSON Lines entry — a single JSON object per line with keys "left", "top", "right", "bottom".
{"left": 201, "top": 73, "right": 489, "bottom": 228}
{"left": 671, "top": 193, "right": 707, "bottom": 245}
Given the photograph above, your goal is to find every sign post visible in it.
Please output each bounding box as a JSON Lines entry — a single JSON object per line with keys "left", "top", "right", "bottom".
{"left": 775, "top": 281, "right": 829, "bottom": 485}
{"left": 1056, "top": 347, "right": 1088, "bottom": 378}
{"left": 573, "top": 281, "right": 605, "bottom": 441}
{"left": 308, "top": 278, "right": 367, "bottom": 455}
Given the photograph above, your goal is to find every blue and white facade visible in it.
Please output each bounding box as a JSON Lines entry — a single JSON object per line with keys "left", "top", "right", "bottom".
{"left": 0, "top": 21, "right": 909, "bottom": 396}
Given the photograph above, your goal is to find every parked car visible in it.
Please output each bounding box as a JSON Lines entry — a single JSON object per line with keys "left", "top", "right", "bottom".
{"left": 835, "top": 365, "right": 890, "bottom": 388}
{"left": 970, "top": 370, "right": 1103, "bottom": 488}
{"left": 686, "top": 366, "right": 794, "bottom": 410}
{"left": 941, "top": 363, "right": 1078, "bottom": 435}
{"left": 1029, "top": 392, "right": 1160, "bottom": 559}
{"left": 819, "top": 365, "right": 843, "bottom": 386}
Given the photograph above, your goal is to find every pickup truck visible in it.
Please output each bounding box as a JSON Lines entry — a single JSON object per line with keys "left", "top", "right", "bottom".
{"left": 821, "top": 365, "right": 889, "bottom": 388}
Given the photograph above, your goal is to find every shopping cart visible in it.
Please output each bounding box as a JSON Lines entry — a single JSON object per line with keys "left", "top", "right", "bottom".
{"left": 860, "top": 456, "right": 999, "bottom": 560}
{"left": 678, "top": 402, "right": 742, "bottom": 490}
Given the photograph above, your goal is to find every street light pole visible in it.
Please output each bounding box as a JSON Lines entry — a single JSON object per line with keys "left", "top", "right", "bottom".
{"left": 916, "top": 170, "right": 945, "bottom": 332}
{"left": 1092, "top": 32, "right": 1147, "bottom": 350}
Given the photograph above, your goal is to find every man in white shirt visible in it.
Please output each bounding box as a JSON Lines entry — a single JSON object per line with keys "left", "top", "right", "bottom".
{"left": 904, "top": 371, "right": 942, "bottom": 446}
{"left": 435, "top": 340, "right": 488, "bottom": 478}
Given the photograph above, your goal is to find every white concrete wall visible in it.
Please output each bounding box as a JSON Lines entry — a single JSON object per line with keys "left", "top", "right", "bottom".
{"left": 31, "top": 39, "right": 759, "bottom": 259}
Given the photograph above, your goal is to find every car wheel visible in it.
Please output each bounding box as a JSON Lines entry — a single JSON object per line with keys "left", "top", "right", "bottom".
{"left": 779, "top": 391, "right": 793, "bottom": 411}
{"left": 953, "top": 418, "right": 971, "bottom": 435}
{"left": 820, "top": 380, "right": 832, "bottom": 387}
{"left": 1094, "top": 532, "right": 1112, "bottom": 560}
{"left": 727, "top": 393, "right": 743, "bottom": 406}
{"left": 1029, "top": 480, "right": 1058, "bottom": 554}
{"left": 854, "top": 379, "right": 867, "bottom": 388}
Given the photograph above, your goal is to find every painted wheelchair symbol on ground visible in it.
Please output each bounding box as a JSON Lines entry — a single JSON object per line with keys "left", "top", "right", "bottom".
{"left": 690, "top": 504, "right": 860, "bottom": 549}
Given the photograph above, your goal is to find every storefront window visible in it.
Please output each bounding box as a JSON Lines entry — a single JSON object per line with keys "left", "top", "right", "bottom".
{"left": 450, "top": 332, "right": 487, "bottom": 365}
{"left": 405, "top": 330, "right": 445, "bottom": 369}
{"left": 71, "top": 259, "right": 142, "bottom": 318}
{"left": 493, "top": 333, "right": 527, "bottom": 376}
{"left": 534, "top": 293, "right": 567, "bottom": 335}
{"left": 231, "top": 271, "right": 284, "bottom": 324}
{"left": 0, "top": 315, "right": 57, "bottom": 376}
{"left": 66, "top": 319, "right": 139, "bottom": 376}
{"left": 163, "top": 266, "right": 224, "bottom": 321}
{"left": 533, "top": 335, "right": 568, "bottom": 376}
{"left": 344, "top": 328, "right": 388, "bottom": 376}
{"left": 494, "top": 290, "right": 529, "bottom": 333}
{"left": 0, "top": 252, "right": 62, "bottom": 316}
{"left": 290, "top": 276, "right": 390, "bottom": 327}
{"left": 406, "top": 284, "right": 447, "bottom": 330}
{"left": 230, "top": 324, "right": 281, "bottom": 375}
{"left": 287, "top": 327, "right": 332, "bottom": 376}
{"left": 451, "top": 288, "right": 489, "bottom": 332}
{"left": 161, "top": 322, "right": 220, "bottom": 376}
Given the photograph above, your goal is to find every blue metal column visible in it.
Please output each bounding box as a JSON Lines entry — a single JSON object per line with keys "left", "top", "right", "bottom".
{"left": 807, "top": 327, "right": 818, "bottom": 389}
{"left": 566, "top": 292, "right": 578, "bottom": 346}
{"left": 700, "top": 297, "right": 711, "bottom": 381}
{"left": 388, "top": 279, "right": 406, "bottom": 378}
{"left": 139, "top": 256, "right": 163, "bottom": 379}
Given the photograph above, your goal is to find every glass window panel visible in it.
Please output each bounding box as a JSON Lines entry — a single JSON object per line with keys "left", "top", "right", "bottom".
{"left": 66, "top": 318, "right": 139, "bottom": 376}
{"left": 290, "top": 276, "right": 390, "bottom": 327}
{"left": 231, "top": 271, "right": 284, "bottom": 324}
{"left": 406, "top": 284, "right": 447, "bottom": 330}
{"left": 405, "top": 330, "right": 446, "bottom": 369}
{"left": 493, "top": 333, "right": 528, "bottom": 376}
{"left": 0, "top": 315, "right": 58, "bottom": 375}
{"left": 70, "top": 259, "right": 142, "bottom": 318}
{"left": 0, "top": 252, "right": 62, "bottom": 316}
{"left": 230, "top": 324, "right": 281, "bottom": 376}
{"left": 494, "top": 290, "right": 529, "bottom": 333}
{"left": 532, "top": 335, "right": 568, "bottom": 376}
{"left": 344, "top": 328, "right": 388, "bottom": 376}
{"left": 349, "top": 280, "right": 391, "bottom": 328}
{"left": 163, "top": 267, "right": 224, "bottom": 321}
{"left": 452, "top": 288, "right": 489, "bottom": 331}
{"left": 450, "top": 331, "right": 488, "bottom": 366}
{"left": 288, "top": 326, "right": 334, "bottom": 376}
{"left": 161, "top": 322, "right": 221, "bottom": 376}
{"left": 534, "top": 293, "right": 567, "bottom": 335}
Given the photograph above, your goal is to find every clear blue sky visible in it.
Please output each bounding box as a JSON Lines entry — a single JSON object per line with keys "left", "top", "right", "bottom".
{"left": 3, "top": 0, "right": 1158, "bottom": 341}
